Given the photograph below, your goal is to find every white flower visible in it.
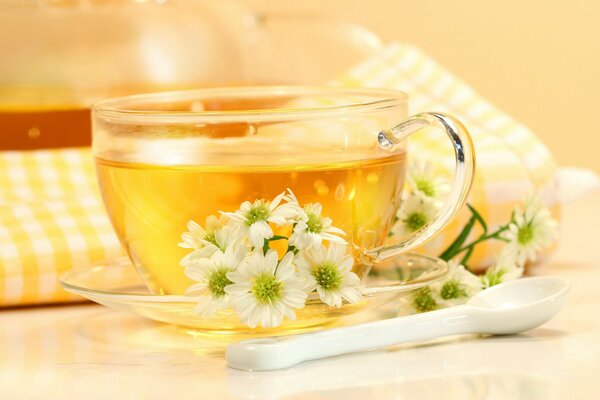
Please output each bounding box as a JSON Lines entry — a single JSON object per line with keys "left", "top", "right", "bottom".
{"left": 407, "top": 160, "right": 450, "bottom": 201}
{"left": 184, "top": 242, "right": 247, "bottom": 317}
{"left": 296, "top": 243, "right": 362, "bottom": 307}
{"left": 225, "top": 250, "right": 308, "bottom": 328}
{"left": 222, "top": 191, "right": 301, "bottom": 248}
{"left": 289, "top": 203, "right": 346, "bottom": 250}
{"left": 178, "top": 214, "right": 228, "bottom": 250}
{"left": 282, "top": 188, "right": 301, "bottom": 206}
{"left": 481, "top": 248, "right": 524, "bottom": 288}
{"left": 432, "top": 259, "right": 482, "bottom": 307}
{"left": 391, "top": 194, "right": 439, "bottom": 237}
{"left": 180, "top": 224, "right": 242, "bottom": 266}
{"left": 502, "top": 196, "right": 558, "bottom": 267}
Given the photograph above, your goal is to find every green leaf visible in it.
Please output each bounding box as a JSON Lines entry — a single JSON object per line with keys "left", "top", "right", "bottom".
{"left": 459, "top": 244, "right": 475, "bottom": 267}
{"left": 286, "top": 244, "right": 298, "bottom": 255}
{"left": 439, "top": 215, "right": 476, "bottom": 261}
{"left": 467, "top": 203, "right": 487, "bottom": 234}
{"left": 269, "top": 235, "right": 288, "bottom": 241}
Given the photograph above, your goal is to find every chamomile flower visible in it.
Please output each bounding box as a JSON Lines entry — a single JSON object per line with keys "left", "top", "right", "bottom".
{"left": 178, "top": 214, "right": 228, "bottom": 250}
{"left": 180, "top": 224, "right": 242, "bottom": 267}
{"left": 184, "top": 242, "right": 247, "bottom": 317}
{"left": 391, "top": 194, "right": 439, "bottom": 237}
{"left": 502, "top": 196, "right": 558, "bottom": 267}
{"left": 411, "top": 286, "right": 438, "bottom": 313}
{"left": 222, "top": 191, "right": 301, "bottom": 249}
{"left": 407, "top": 160, "right": 450, "bottom": 201}
{"left": 296, "top": 243, "right": 362, "bottom": 307}
{"left": 225, "top": 250, "right": 308, "bottom": 328}
{"left": 432, "top": 259, "right": 482, "bottom": 307}
{"left": 289, "top": 203, "right": 346, "bottom": 250}
{"left": 481, "top": 248, "right": 523, "bottom": 288}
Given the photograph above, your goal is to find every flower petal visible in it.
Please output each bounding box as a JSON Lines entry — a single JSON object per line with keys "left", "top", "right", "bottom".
{"left": 270, "top": 191, "right": 286, "bottom": 210}
{"left": 184, "top": 266, "right": 208, "bottom": 281}
{"left": 338, "top": 256, "right": 354, "bottom": 273}
{"left": 275, "top": 252, "right": 295, "bottom": 281}
{"left": 185, "top": 282, "right": 208, "bottom": 296}
{"left": 263, "top": 250, "right": 279, "bottom": 273}
{"left": 327, "top": 242, "right": 346, "bottom": 262}
{"left": 339, "top": 287, "right": 362, "bottom": 304}
{"left": 249, "top": 222, "right": 272, "bottom": 248}
{"left": 224, "top": 282, "right": 251, "bottom": 295}
{"left": 325, "top": 225, "right": 346, "bottom": 236}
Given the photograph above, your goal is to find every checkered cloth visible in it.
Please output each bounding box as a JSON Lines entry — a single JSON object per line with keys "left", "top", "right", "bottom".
{"left": 0, "top": 149, "right": 123, "bottom": 305}
{"left": 0, "top": 43, "right": 558, "bottom": 306}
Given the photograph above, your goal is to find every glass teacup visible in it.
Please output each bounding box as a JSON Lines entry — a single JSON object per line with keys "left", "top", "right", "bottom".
{"left": 92, "top": 86, "right": 475, "bottom": 295}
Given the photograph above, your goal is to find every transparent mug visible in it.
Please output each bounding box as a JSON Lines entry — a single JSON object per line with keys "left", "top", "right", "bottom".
{"left": 92, "top": 86, "right": 475, "bottom": 295}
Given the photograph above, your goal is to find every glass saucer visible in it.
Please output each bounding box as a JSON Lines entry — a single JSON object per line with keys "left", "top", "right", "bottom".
{"left": 61, "top": 253, "right": 447, "bottom": 338}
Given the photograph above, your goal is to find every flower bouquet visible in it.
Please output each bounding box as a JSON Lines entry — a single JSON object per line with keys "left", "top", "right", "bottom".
{"left": 179, "top": 191, "right": 362, "bottom": 329}
{"left": 391, "top": 162, "right": 558, "bottom": 313}
{"left": 178, "top": 162, "right": 558, "bottom": 328}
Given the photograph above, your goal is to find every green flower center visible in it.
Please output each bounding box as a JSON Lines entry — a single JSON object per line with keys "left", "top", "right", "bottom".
{"left": 517, "top": 225, "right": 534, "bottom": 245}
{"left": 204, "top": 231, "right": 219, "bottom": 247}
{"left": 313, "top": 262, "right": 342, "bottom": 291}
{"left": 245, "top": 203, "right": 271, "bottom": 226}
{"left": 413, "top": 287, "right": 437, "bottom": 312}
{"left": 306, "top": 212, "right": 324, "bottom": 233}
{"left": 483, "top": 269, "right": 505, "bottom": 287}
{"left": 207, "top": 267, "right": 233, "bottom": 298}
{"left": 405, "top": 212, "right": 427, "bottom": 231}
{"left": 251, "top": 273, "right": 282, "bottom": 304}
{"left": 416, "top": 178, "right": 436, "bottom": 197}
{"left": 440, "top": 280, "right": 467, "bottom": 300}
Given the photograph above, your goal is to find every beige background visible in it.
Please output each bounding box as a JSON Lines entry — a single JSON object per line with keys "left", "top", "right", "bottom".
{"left": 250, "top": 0, "right": 600, "bottom": 173}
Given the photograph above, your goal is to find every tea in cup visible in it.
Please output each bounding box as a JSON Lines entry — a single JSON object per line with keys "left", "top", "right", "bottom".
{"left": 92, "top": 87, "right": 474, "bottom": 295}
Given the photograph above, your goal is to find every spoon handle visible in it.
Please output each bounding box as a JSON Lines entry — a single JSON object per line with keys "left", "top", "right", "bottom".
{"left": 227, "top": 305, "right": 477, "bottom": 371}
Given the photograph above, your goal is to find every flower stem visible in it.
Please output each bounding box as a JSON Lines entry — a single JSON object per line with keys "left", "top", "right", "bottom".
{"left": 450, "top": 225, "right": 510, "bottom": 267}
{"left": 458, "top": 226, "right": 510, "bottom": 252}
{"left": 439, "top": 214, "right": 477, "bottom": 261}
{"left": 459, "top": 245, "right": 475, "bottom": 266}
{"left": 439, "top": 202, "right": 512, "bottom": 265}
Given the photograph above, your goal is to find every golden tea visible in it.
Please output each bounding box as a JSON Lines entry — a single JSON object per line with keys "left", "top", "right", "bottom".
{"left": 96, "top": 152, "right": 406, "bottom": 294}
{"left": 91, "top": 86, "right": 480, "bottom": 301}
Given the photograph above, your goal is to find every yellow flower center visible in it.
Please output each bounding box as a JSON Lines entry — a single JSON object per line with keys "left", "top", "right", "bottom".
{"left": 245, "top": 202, "right": 270, "bottom": 226}
{"left": 207, "top": 267, "right": 233, "bottom": 298}
{"left": 416, "top": 178, "right": 436, "bottom": 197}
{"left": 251, "top": 273, "right": 282, "bottom": 304}
{"left": 313, "top": 262, "right": 341, "bottom": 291}
{"left": 405, "top": 212, "right": 427, "bottom": 231}
{"left": 518, "top": 224, "right": 534, "bottom": 245}
{"left": 306, "top": 212, "right": 324, "bottom": 233}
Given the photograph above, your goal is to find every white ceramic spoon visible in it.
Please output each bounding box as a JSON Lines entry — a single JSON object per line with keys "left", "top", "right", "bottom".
{"left": 227, "top": 276, "right": 570, "bottom": 371}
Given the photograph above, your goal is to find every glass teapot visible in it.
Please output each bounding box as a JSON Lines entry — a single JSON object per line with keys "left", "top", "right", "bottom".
{"left": 0, "top": 0, "right": 381, "bottom": 150}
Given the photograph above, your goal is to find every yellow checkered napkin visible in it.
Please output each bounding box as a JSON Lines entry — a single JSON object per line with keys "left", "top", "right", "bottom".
{"left": 0, "top": 43, "right": 558, "bottom": 306}
{"left": 0, "top": 149, "right": 123, "bottom": 306}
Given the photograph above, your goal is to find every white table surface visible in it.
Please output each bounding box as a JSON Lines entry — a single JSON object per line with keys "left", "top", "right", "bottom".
{"left": 2, "top": 192, "right": 599, "bottom": 400}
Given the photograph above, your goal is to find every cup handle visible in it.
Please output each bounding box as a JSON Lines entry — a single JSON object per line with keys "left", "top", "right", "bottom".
{"left": 364, "top": 112, "right": 476, "bottom": 263}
